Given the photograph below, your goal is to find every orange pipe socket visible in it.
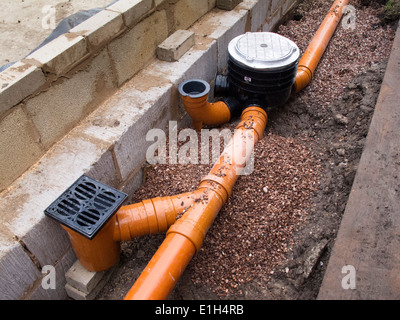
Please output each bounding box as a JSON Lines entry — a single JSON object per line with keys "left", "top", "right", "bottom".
{"left": 178, "top": 79, "right": 232, "bottom": 131}
{"left": 124, "top": 106, "right": 268, "bottom": 300}
{"left": 64, "top": 191, "right": 203, "bottom": 272}
{"left": 294, "top": 0, "right": 350, "bottom": 92}
{"left": 114, "top": 189, "right": 204, "bottom": 242}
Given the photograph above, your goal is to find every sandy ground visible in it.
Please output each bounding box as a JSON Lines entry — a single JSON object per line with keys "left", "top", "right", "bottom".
{"left": 0, "top": 0, "right": 113, "bottom": 67}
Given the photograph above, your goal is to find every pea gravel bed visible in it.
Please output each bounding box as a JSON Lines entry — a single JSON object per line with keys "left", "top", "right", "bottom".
{"left": 96, "top": 0, "right": 397, "bottom": 300}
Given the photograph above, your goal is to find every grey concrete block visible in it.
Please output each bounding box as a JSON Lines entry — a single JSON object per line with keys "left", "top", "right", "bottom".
{"left": 0, "top": 61, "right": 46, "bottom": 115}
{"left": 19, "top": 217, "right": 70, "bottom": 268}
{"left": 238, "top": 0, "right": 271, "bottom": 31}
{"left": 113, "top": 87, "right": 173, "bottom": 181}
{"left": 86, "top": 150, "right": 119, "bottom": 188}
{"left": 70, "top": 9, "right": 126, "bottom": 50}
{"left": 0, "top": 240, "right": 41, "bottom": 300}
{"left": 65, "top": 260, "right": 118, "bottom": 300}
{"left": 28, "top": 249, "right": 76, "bottom": 300}
{"left": 157, "top": 30, "right": 195, "bottom": 62}
{"left": 0, "top": 105, "right": 43, "bottom": 192}
{"left": 25, "top": 48, "right": 116, "bottom": 149}
{"left": 196, "top": 9, "right": 248, "bottom": 73}
{"left": 26, "top": 34, "right": 89, "bottom": 76}
{"left": 108, "top": 10, "right": 168, "bottom": 86}
{"left": 107, "top": 0, "right": 153, "bottom": 28}
{"left": 216, "top": 0, "right": 243, "bottom": 10}
{"left": 65, "top": 260, "right": 107, "bottom": 294}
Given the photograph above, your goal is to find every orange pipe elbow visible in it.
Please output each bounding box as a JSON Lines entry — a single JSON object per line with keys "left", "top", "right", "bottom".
{"left": 178, "top": 79, "right": 232, "bottom": 131}
{"left": 294, "top": 0, "right": 350, "bottom": 92}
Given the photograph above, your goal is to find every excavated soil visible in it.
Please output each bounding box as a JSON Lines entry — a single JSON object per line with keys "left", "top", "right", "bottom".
{"left": 96, "top": 0, "right": 397, "bottom": 300}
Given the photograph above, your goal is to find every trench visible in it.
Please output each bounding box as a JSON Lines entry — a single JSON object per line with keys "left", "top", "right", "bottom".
{"left": 95, "top": 0, "right": 397, "bottom": 300}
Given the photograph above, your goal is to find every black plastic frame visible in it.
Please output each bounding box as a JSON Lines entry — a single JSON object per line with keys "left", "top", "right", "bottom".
{"left": 44, "top": 175, "right": 127, "bottom": 240}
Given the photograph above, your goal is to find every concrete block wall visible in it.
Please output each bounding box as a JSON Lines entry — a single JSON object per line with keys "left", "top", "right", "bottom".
{"left": 0, "top": 0, "right": 299, "bottom": 300}
{"left": 0, "top": 0, "right": 217, "bottom": 192}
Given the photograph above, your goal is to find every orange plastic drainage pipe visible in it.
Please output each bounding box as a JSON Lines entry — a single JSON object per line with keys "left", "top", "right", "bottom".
{"left": 124, "top": 106, "right": 267, "bottom": 300}
{"left": 294, "top": 0, "right": 350, "bottom": 92}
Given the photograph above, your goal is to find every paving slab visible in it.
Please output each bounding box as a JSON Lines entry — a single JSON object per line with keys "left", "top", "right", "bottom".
{"left": 318, "top": 23, "right": 400, "bottom": 300}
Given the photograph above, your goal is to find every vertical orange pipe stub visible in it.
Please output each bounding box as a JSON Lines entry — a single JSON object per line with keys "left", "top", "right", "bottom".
{"left": 63, "top": 216, "right": 121, "bottom": 272}
{"left": 294, "top": 0, "right": 350, "bottom": 92}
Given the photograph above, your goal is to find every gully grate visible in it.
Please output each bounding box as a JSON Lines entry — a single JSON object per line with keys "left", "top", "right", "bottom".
{"left": 44, "top": 175, "right": 127, "bottom": 239}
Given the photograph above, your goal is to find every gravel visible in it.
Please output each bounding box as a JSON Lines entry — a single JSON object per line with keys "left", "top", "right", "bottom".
{"left": 132, "top": 129, "right": 323, "bottom": 298}
{"left": 278, "top": 0, "right": 396, "bottom": 110}
{"left": 188, "top": 134, "right": 322, "bottom": 297}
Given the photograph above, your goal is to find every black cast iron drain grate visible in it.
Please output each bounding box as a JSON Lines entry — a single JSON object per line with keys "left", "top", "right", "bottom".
{"left": 44, "top": 175, "right": 128, "bottom": 239}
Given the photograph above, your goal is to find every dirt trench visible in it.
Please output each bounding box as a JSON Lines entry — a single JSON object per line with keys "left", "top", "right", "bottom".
{"left": 96, "top": 0, "right": 397, "bottom": 300}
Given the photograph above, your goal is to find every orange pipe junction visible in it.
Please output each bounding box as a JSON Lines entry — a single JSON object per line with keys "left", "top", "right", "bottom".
{"left": 294, "top": 0, "right": 350, "bottom": 92}
{"left": 124, "top": 106, "right": 267, "bottom": 300}
{"left": 65, "top": 190, "right": 203, "bottom": 272}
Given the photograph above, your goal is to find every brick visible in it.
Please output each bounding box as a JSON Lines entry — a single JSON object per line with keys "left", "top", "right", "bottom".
{"left": 25, "top": 48, "right": 116, "bottom": 149}
{"left": 0, "top": 106, "right": 43, "bottom": 191}
{"left": 0, "top": 61, "right": 46, "bottom": 115}
{"left": 106, "top": 0, "right": 153, "bottom": 28}
{"left": 65, "top": 260, "right": 107, "bottom": 294}
{"left": 142, "top": 38, "right": 218, "bottom": 86}
{"left": 65, "top": 260, "right": 118, "bottom": 300}
{"left": 216, "top": 0, "right": 243, "bottom": 10}
{"left": 26, "top": 34, "right": 89, "bottom": 76}
{"left": 174, "top": 0, "right": 209, "bottom": 30}
{"left": 108, "top": 10, "right": 169, "bottom": 86}
{"left": 70, "top": 9, "right": 126, "bottom": 50}
{"left": 157, "top": 30, "right": 195, "bottom": 62}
